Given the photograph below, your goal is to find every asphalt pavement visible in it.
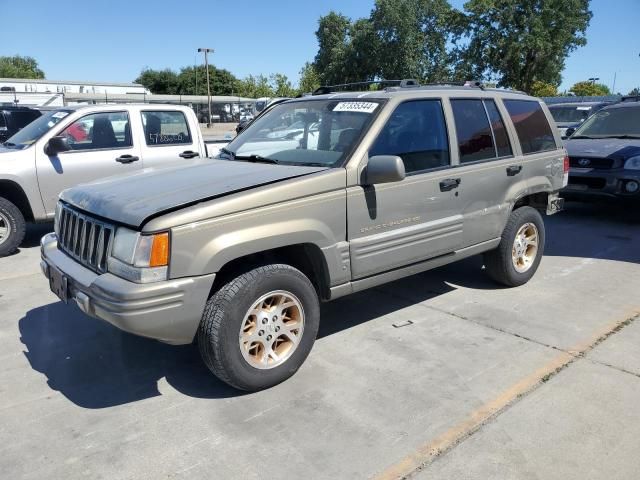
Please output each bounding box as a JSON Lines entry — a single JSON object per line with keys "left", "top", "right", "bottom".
{"left": 0, "top": 201, "right": 638, "bottom": 479}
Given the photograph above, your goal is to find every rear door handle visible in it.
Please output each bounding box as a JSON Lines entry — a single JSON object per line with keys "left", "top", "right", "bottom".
{"left": 115, "top": 155, "right": 139, "bottom": 164}
{"left": 179, "top": 150, "right": 200, "bottom": 159}
{"left": 506, "top": 165, "right": 522, "bottom": 176}
{"left": 439, "top": 178, "right": 461, "bottom": 192}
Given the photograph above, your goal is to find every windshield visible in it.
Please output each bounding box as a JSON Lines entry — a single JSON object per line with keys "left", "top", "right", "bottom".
{"left": 222, "top": 99, "right": 382, "bottom": 167}
{"left": 4, "top": 109, "right": 73, "bottom": 149}
{"left": 572, "top": 106, "right": 640, "bottom": 138}
{"left": 549, "top": 105, "right": 592, "bottom": 123}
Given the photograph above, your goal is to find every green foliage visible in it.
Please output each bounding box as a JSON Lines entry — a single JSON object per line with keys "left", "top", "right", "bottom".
{"left": 530, "top": 81, "right": 559, "bottom": 97}
{"left": 569, "top": 81, "right": 611, "bottom": 97}
{"left": 0, "top": 55, "right": 45, "bottom": 79}
{"left": 458, "top": 0, "right": 592, "bottom": 91}
{"left": 135, "top": 68, "right": 180, "bottom": 94}
{"left": 313, "top": 1, "right": 455, "bottom": 85}
{"left": 235, "top": 74, "right": 273, "bottom": 98}
{"left": 298, "top": 62, "right": 321, "bottom": 94}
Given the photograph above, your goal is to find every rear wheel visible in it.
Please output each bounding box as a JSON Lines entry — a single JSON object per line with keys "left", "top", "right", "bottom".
{"left": 198, "top": 264, "right": 320, "bottom": 391}
{"left": 484, "top": 206, "right": 545, "bottom": 287}
{"left": 0, "top": 197, "right": 26, "bottom": 257}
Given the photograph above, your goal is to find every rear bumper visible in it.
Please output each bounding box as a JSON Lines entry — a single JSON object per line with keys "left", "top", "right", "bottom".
{"left": 562, "top": 168, "right": 640, "bottom": 199}
{"left": 40, "top": 233, "right": 215, "bottom": 345}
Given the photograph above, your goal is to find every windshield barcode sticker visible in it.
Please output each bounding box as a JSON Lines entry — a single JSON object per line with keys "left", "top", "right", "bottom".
{"left": 52, "top": 111, "right": 69, "bottom": 119}
{"left": 333, "top": 102, "right": 378, "bottom": 113}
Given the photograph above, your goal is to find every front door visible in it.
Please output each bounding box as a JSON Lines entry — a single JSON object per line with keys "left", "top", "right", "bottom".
{"left": 347, "top": 99, "right": 463, "bottom": 280}
{"left": 36, "top": 110, "right": 143, "bottom": 215}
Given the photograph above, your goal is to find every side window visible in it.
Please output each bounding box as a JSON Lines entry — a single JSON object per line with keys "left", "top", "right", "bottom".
{"left": 503, "top": 100, "right": 556, "bottom": 154}
{"left": 61, "top": 112, "right": 131, "bottom": 151}
{"left": 484, "top": 100, "right": 512, "bottom": 157}
{"left": 451, "top": 99, "right": 496, "bottom": 163}
{"left": 369, "top": 100, "right": 450, "bottom": 174}
{"left": 141, "top": 111, "right": 192, "bottom": 146}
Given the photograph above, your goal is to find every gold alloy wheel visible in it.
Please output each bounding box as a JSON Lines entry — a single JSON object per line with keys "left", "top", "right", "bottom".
{"left": 512, "top": 222, "right": 539, "bottom": 273}
{"left": 0, "top": 212, "right": 10, "bottom": 246}
{"left": 239, "top": 290, "right": 305, "bottom": 369}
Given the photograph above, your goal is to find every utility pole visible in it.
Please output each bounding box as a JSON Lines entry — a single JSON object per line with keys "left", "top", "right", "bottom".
{"left": 198, "top": 47, "right": 214, "bottom": 127}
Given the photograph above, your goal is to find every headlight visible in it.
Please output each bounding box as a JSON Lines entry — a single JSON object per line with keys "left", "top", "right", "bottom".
{"left": 624, "top": 156, "right": 640, "bottom": 170}
{"left": 108, "top": 227, "right": 170, "bottom": 283}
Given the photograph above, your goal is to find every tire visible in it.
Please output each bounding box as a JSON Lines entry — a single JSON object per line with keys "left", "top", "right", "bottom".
{"left": 483, "top": 206, "right": 545, "bottom": 287}
{"left": 0, "top": 197, "right": 26, "bottom": 257}
{"left": 198, "top": 264, "right": 320, "bottom": 391}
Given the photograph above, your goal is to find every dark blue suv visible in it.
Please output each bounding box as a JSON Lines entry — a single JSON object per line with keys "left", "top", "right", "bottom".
{"left": 563, "top": 100, "right": 640, "bottom": 201}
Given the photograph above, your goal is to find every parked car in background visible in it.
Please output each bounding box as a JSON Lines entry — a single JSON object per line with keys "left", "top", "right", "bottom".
{"left": 562, "top": 100, "right": 640, "bottom": 201}
{"left": 0, "top": 106, "right": 41, "bottom": 143}
{"left": 236, "top": 97, "right": 291, "bottom": 134}
{"left": 40, "top": 82, "right": 566, "bottom": 391}
{"left": 547, "top": 102, "right": 611, "bottom": 138}
{"left": 0, "top": 103, "right": 208, "bottom": 256}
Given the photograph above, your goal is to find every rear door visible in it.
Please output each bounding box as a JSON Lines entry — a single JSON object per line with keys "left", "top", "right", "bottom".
{"left": 138, "top": 110, "right": 201, "bottom": 167}
{"left": 446, "top": 97, "right": 521, "bottom": 247}
{"left": 36, "top": 110, "right": 143, "bottom": 214}
{"left": 347, "top": 99, "right": 463, "bottom": 279}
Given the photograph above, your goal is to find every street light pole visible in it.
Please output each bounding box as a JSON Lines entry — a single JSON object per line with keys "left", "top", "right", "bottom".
{"left": 198, "top": 47, "right": 214, "bottom": 127}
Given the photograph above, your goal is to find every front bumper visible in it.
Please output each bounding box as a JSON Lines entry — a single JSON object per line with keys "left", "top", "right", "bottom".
{"left": 562, "top": 168, "right": 640, "bottom": 199}
{"left": 40, "top": 233, "right": 215, "bottom": 345}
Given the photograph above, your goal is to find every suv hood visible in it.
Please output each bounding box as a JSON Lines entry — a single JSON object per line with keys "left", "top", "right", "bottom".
{"left": 61, "top": 160, "right": 327, "bottom": 227}
{"left": 565, "top": 138, "right": 640, "bottom": 159}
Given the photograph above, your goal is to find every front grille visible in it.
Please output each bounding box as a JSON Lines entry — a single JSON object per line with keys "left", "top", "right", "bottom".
{"left": 568, "top": 176, "right": 606, "bottom": 189}
{"left": 569, "top": 157, "right": 615, "bottom": 169}
{"left": 57, "top": 204, "right": 115, "bottom": 274}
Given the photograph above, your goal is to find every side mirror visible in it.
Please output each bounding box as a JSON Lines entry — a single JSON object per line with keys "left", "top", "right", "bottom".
{"left": 364, "top": 155, "right": 406, "bottom": 185}
{"left": 564, "top": 127, "right": 576, "bottom": 138}
{"left": 44, "top": 135, "right": 70, "bottom": 156}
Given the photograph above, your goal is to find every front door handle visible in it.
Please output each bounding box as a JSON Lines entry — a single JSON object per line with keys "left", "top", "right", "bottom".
{"left": 506, "top": 165, "right": 523, "bottom": 176}
{"left": 179, "top": 150, "right": 200, "bottom": 159}
{"left": 115, "top": 155, "right": 139, "bottom": 164}
{"left": 439, "top": 178, "right": 461, "bottom": 192}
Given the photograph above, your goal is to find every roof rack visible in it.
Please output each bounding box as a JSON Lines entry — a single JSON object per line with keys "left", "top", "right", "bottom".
{"left": 312, "top": 79, "right": 493, "bottom": 95}
{"left": 312, "top": 79, "right": 420, "bottom": 95}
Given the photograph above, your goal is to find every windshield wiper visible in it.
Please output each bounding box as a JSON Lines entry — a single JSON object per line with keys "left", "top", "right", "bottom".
{"left": 218, "top": 147, "right": 235, "bottom": 159}
{"left": 603, "top": 134, "right": 640, "bottom": 139}
{"left": 233, "top": 154, "right": 279, "bottom": 164}
{"left": 570, "top": 135, "right": 597, "bottom": 139}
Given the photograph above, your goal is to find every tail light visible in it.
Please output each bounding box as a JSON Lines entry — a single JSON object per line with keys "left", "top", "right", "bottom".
{"left": 563, "top": 155, "right": 570, "bottom": 173}
{"left": 562, "top": 154, "right": 570, "bottom": 187}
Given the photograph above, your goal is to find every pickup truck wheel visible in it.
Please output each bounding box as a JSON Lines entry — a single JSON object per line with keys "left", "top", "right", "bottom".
{"left": 0, "top": 197, "right": 26, "bottom": 257}
{"left": 198, "top": 264, "right": 320, "bottom": 391}
{"left": 483, "top": 206, "right": 545, "bottom": 287}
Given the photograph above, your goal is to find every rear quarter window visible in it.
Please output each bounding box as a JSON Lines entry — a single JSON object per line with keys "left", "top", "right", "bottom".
{"left": 141, "top": 111, "right": 193, "bottom": 146}
{"left": 503, "top": 100, "right": 556, "bottom": 154}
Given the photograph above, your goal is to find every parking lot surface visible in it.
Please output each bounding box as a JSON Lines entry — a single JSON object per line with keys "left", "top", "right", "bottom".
{"left": 1, "top": 202, "right": 638, "bottom": 479}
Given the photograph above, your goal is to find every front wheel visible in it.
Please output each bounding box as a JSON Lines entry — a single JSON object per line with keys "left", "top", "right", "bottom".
{"left": 198, "top": 264, "right": 320, "bottom": 391}
{"left": 0, "top": 197, "right": 26, "bottom": 257}
{"left": 483, "top": 206, "right": 545, "bottom": 287}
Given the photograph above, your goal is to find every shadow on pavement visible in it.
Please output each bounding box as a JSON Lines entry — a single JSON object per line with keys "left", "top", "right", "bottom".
{"left": 544, "top": 200, "right": 640, "bottom": 264}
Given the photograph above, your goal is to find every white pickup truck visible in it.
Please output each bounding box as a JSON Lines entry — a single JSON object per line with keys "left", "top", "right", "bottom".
{"left": 0, "top": 103, "right": 211, "bottom": 256}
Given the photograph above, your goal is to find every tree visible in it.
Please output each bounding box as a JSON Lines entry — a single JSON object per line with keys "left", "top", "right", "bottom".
{"left": 135, "top": 68, "right": 180, "bottom": 94}
{"left": 458, "top": 0, "right": 592, "bottom": 91}
{"left": 628, "top": 87, "right": 640, "bottom": 96}
{"left": 370, "top": 0, "right": 453, "bottom": 82}
{"left": 236, "top": 74, "right": 275, "bottom": 98}
{"left": 569, "top": 81, "right": 611, "bottom": 97}
{"left": 177, "top": 66, "right": 239, "bottom": 96}
{"left": 313, "top": 12, "right": 352, "bottom": 85}
{"left": 0, "top": 55, "right": 45, "bottom": 79}
{"left": 530, "top": 81, "right": 558, "bottom": 97}
{"left": 270, "top": 73, "right": 297, "bottom": 97}
{"left": 298, "top": 62, "right": 321, "bottom": 94}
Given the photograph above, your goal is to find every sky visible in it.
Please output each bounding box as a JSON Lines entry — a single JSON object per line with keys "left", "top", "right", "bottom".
{"left": 1, "top": 0, "right": 638, "bottom": 94}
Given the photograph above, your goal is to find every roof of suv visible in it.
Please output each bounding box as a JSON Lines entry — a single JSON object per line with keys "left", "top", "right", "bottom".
{"left": 294, "top": 85, "right": 536, "bottom": 103}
